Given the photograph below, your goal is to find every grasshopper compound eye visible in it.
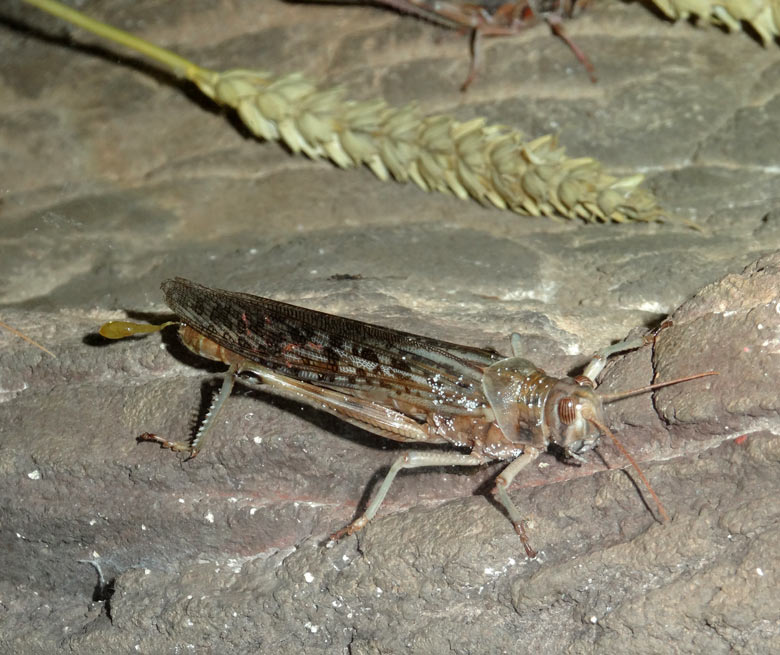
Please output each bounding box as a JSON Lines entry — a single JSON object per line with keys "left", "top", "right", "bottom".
{"left": 557, "top": 397, "right": 577, "bottom": 425}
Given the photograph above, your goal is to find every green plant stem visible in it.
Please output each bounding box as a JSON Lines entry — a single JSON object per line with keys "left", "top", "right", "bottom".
{"left": 22, "top": 0, "right": 218, "bottom": 88}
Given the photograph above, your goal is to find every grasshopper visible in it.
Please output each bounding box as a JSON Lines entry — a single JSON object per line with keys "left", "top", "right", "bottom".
{"left": 366, "top": 0, "right": 595, "bottom": 89}
{"left": 101, "top": 278, "right": 715, "bottom": 556}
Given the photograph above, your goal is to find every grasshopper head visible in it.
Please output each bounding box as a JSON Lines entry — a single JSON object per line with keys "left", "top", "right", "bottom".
{"left": 544, "top": 380, "right": 606, "bottom": 461}
{"left": 482, "top": 357, "right": 607, "bottom": 454}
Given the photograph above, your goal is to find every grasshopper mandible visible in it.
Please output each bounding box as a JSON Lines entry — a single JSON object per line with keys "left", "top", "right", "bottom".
{"left": 367, "top": 0, "right": 595, "bottom": 89}
{"left": 101, "top": 278, "right": 715, "bottom": 557}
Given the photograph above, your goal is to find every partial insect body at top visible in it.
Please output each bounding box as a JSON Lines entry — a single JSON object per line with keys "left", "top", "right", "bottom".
{"left": 371, "top": 0, "right": 595, "bottom": 89}
{"left": 100, "top": 278, "right": 716, "bottom": 557}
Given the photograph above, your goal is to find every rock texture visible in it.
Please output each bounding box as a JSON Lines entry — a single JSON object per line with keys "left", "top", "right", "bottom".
{"left": 1, "top": 1, "right": 779, "bottom": 653}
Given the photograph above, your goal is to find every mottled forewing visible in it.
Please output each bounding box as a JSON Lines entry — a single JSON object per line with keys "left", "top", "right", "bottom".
{"left": 162, "top": 278, "right": 502, "bottom": 415}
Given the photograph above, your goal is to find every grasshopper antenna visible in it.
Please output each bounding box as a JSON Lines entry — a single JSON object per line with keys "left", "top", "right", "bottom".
{"left": 586, "top": 416, "right": 670, "bottom": 523}
{"left": 599, "top": 371, "right": 717, "bottom": 403}
{"left": 588, "top": 369, "right": 718, "bottom": 523}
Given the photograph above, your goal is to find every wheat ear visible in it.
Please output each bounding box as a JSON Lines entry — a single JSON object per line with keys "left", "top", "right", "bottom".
{"left": 23, "top": 0, "right": 677, "bottom": 225}
{"left": 649, "top": 0, "right": 780, "bottom": 46}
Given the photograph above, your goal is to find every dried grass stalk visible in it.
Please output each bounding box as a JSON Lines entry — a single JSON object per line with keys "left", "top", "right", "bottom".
{"left": 0, "top": 318, "right": 56, "bottom": 357}
{"left": 23, "top": 0, "right": 676, "bottom": 225}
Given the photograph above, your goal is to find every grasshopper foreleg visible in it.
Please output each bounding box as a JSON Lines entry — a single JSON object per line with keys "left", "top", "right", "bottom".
{"left": 580, "top": 337, "right": 647, "bottom": 385}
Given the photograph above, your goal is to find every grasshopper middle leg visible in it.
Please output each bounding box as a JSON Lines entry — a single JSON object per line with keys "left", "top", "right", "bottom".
{"left": 493, "top": 445, "right": 543, "bottom": 558}
{"left": 330, "top": 451, "right": 488, "bottom": 541}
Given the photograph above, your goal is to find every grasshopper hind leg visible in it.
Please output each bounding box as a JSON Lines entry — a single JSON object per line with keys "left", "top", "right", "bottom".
{"left": 139, "top": 364, "right": 238, "bottom": 458}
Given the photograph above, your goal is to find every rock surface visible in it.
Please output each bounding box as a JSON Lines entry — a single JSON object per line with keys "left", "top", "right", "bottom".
{"left": 1, "top": 1, "right": 779, "bottom": 653}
